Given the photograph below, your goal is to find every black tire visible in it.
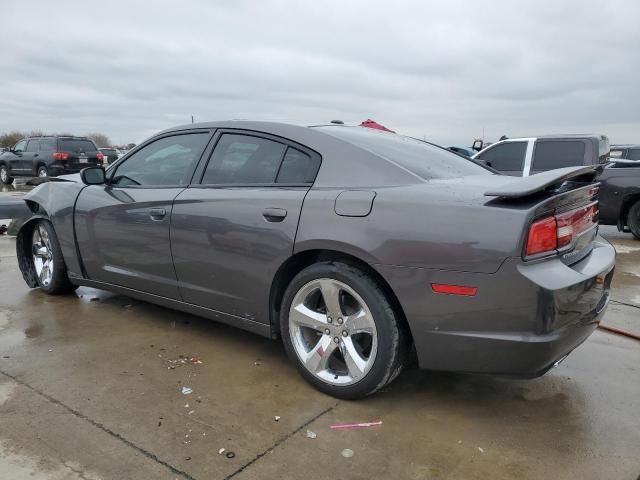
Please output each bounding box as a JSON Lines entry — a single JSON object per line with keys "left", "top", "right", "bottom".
{"left": 628, "top": 201, "right": 640, "bottom": 240}
{"left": 0, "top": 164, "right": 13, "bottom": 184}
{"left": 30, "top": 220, "right": 78, "bottom": 294}
{"left": 280, "top": 261, "right": 407, "bottom": 399}
{"left": 36, "top": 165, "right": 48, "bottom": 177}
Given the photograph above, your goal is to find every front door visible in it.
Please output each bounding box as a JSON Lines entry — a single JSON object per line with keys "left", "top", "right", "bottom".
{"left": 171, "top": 131, "right": 321, "bottom": 323}
{"left": 74, "top": 131, "right": 212, "bottom": 298}
{"left": 8, "top": 139, "right": 26, "bottom": 173}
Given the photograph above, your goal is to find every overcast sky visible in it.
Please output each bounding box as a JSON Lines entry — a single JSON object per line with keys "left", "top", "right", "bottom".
{"left": 1, "top": 0, "right": 639, "bottom": 146}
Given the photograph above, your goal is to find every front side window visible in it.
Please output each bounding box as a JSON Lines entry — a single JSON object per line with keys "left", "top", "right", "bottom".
{"left": 628, "top": 148, "right": 640, "bottom": 161}
{"left": 25, "top": 139, "right": 40, "bottom": 152}
{"left": 477, "top": 142, "right": 527, "bottom": 172}
{"left": 112, "top": 133, "right": 208, "bottom": 186}
{"left": 609, "top": 149, "right": 623, "bottom": 159}
{"left": 14, "top": 140, "right": 26, "bottom": 152}
{"left": 202, "top": 134, "right": 286, "bottom": 184}
{"left": 532, "top": 141, "right": 586, "bottom": 170}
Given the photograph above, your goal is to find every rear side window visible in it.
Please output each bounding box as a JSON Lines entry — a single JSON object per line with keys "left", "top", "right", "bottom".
{"left": 25, "top": 139, "right": 40, "bottom": 152}
{"left": 628, "top": 148, "right": 640, "bottom": 160}
{"left": 276, "top": 147, "right": 320, "bottom": 183}
{"left": 203, "top": 134, "right": 286, "bottom": 184}
{"left": 39, "top": 138, "right": 57, "bottom": 151}
{"left": 532, "top": 141, "right": 586, "bottom": 170}
{"left": 319, "top": 126, "right": 490, "bottom": 179}
{"left": 477, "top": 142, "right": 527, "bottom": 172}
{"left": 60, "top": 139, "right": 96, "bottom": 153}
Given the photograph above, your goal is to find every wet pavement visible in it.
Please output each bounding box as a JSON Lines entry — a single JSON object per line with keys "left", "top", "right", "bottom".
{"left": 0, "top": 227, "right": 638, "bottom": 479}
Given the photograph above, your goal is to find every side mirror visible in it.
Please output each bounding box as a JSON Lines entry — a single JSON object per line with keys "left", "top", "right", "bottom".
{"left": 80, "top": 166, "right": 106, "bottom": 185}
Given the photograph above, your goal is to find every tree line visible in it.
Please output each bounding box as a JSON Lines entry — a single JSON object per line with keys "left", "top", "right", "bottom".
{"left": 0, "top": 131, "right": 115, "bottom": 149}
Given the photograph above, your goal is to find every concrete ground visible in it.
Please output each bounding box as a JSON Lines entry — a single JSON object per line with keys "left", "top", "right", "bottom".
{"left": 0, "top": 224, "right": 638, "bottom": 480}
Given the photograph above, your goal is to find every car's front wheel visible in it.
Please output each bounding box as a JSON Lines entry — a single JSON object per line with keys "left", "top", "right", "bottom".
{"left": 30, "top": 220, "right": 78, "bottom": 294}
{"left": 628, "top": 200, "right": 640, "bottom": 240}
{"left": 0, "top": 164, "right": 13, "bottom": 184}
{"left": 281, "top": 261, "right": 407, "bottom": 399}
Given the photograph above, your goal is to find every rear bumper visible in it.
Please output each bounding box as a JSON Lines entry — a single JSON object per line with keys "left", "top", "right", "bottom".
{"left": 378, "top": 237, "right": 615, "bottom": 376}
{"left": 48, "top": 162, "right": 101, "bottom": 176}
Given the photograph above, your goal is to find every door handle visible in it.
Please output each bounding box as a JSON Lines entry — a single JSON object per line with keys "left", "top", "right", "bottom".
{"left": 34, "top": 154, "right": 39, "bottom": 157}
{"left": 149, "top": 208, "right": 166, "bottom": 220}
{"left": 262, "top": 208, "right": 287, "bottom": 222}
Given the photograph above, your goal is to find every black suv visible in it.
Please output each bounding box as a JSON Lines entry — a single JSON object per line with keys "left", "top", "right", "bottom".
{"left": 0, "top": 136, "right": 103, "bottom": 184}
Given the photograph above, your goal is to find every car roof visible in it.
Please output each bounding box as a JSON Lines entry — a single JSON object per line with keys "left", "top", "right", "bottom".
{"left": 611, "top": 144, "right": 640, "bottom": 148}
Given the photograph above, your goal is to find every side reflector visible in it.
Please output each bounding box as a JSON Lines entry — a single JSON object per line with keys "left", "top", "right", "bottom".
{"left": 431, "top": 283, "right": 478, "bottom": 296}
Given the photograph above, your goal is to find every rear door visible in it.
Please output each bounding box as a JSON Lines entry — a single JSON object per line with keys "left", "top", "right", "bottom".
{"left": 21, "top": 139, "right": 40, "bottom": 173}
{"left": 74, "top": 131, "right": 211, "bottom": 298}
{"left": 529, "top": 139, "right": 589, "bottom": 175}
{"left": 171, "top": 130, "right": 321, "bottom": 323}
{"left": 475, "top": 140, "right": 529, "bottom": 176}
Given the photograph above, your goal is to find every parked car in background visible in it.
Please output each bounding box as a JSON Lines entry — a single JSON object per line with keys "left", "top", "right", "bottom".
{"left": 472, "top": 134, "right": 609, "bottom": 176}
{"left": 598, "top": 160, "right": 640, "bottom": 239}
{"left": 0, "top": 136, "right": 104, "bottom": 184}
{"left": 471, "top": 134, "right": 640, "bottom": 240}
{"left": 447, "top": 146, "right": 476, "bottom": 157}
{"left": 15, "top": 121, "right": 614, "bottom": 399}
{"left": 609, "top": 144, "right": 640, "bottom": 161}
{"left": 99, "top": 147, "right": 120, "bottom": 165}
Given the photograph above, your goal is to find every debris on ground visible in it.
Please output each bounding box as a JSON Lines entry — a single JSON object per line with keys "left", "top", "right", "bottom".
{"left": 478, "top": 447, "right": 485, "bottom": 454}
{"left": 166, "top": 354, "right": 204, "bottom": 370}
{"left": 225, "top": 451, "right": 236, "bottom": 459}
{"left": 274, "top": 416, "right": 281, "bottom": 422}
{"left": 253, "top": 359, "right": 262, "bottom": 366}
{"left": 330, "top": 420, "right": 382, "bottom": 430}
{"left": 218, "top": 448, "right": 226, "bottom": 455}
{"left": 181, "top": 386, "right": 193, "bottom": 395}
{"left": 341, "top": 449, "right": 354, "bottom": 458}
{"left": 306, "top": 430, "right": 317, "bottom": 439}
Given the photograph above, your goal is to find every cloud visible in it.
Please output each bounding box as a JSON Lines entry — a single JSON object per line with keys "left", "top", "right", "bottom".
{"left": 1, "top": 0, "right": 639, "bottom": 146}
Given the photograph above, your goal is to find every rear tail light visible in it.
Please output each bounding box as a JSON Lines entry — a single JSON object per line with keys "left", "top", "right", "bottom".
{"left": 52, "top": 152, "right": 68, "bottom": 161}
{"left": 525, "top": 202, "right": 598, "bottom": 257}
{"left": 96, "top": 152, "right": 104, "bottom": 162}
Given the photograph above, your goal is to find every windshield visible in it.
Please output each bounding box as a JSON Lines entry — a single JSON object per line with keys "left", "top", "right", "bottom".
{"left": 60, "top": 139, "right": 96, "bottom": 153}
{"left": 317, "top": 126, "right": 492, "bottom": 179}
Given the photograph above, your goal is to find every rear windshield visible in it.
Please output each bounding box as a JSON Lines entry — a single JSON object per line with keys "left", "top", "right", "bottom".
{"left": 101, "top": 148, "right": 117, "bottom": 155}
{"left": 317, "top": 126, "right": 491, "bottom": 179}
{"left": 60, "top": 139, "right": 96, "bottom": 153}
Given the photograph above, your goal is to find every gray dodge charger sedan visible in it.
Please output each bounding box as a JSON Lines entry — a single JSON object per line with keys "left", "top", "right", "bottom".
{"left": 15, "top": 121, "right": 615, "bottom": 399}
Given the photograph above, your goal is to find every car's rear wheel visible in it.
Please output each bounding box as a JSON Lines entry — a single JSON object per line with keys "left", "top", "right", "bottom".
{"left": 0, "top": 165, "right": 13, "bottom": 184}
{"left": 30, "top": 220, "right": 78, "bottom": 294}
{"left": 36, "top": 165, "right": 48, "bottom": 177}
{"left": 628, "top": 201, "right": 640, "bottom": 240}
{"left": 281, "top": 261, "right": 406, "bottom": 399}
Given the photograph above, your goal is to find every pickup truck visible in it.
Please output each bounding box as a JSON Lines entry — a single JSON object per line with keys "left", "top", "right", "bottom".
{"left": 472, "top": 134, "right": 640, "bottom": 239}
{"left": 598, "top": 161, "right": 640, "bottom": 239}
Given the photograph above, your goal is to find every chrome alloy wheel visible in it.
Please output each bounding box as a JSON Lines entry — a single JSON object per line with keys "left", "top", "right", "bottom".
{"left": 288, "top": 278, "right": 378, "bottom": 386}
{"left": 0, "top": 167, "right": 8, "bottom": 183}
{"left": 37, "top": 167, "right": 48, "bottom": 177}
{"left": 32, "top": 225, "right": 54, "bottom": 287}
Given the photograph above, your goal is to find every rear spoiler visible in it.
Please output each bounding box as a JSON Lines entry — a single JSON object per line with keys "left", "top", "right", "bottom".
{"left": 484, "top": 166, "right": 599, "bottom": 199}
